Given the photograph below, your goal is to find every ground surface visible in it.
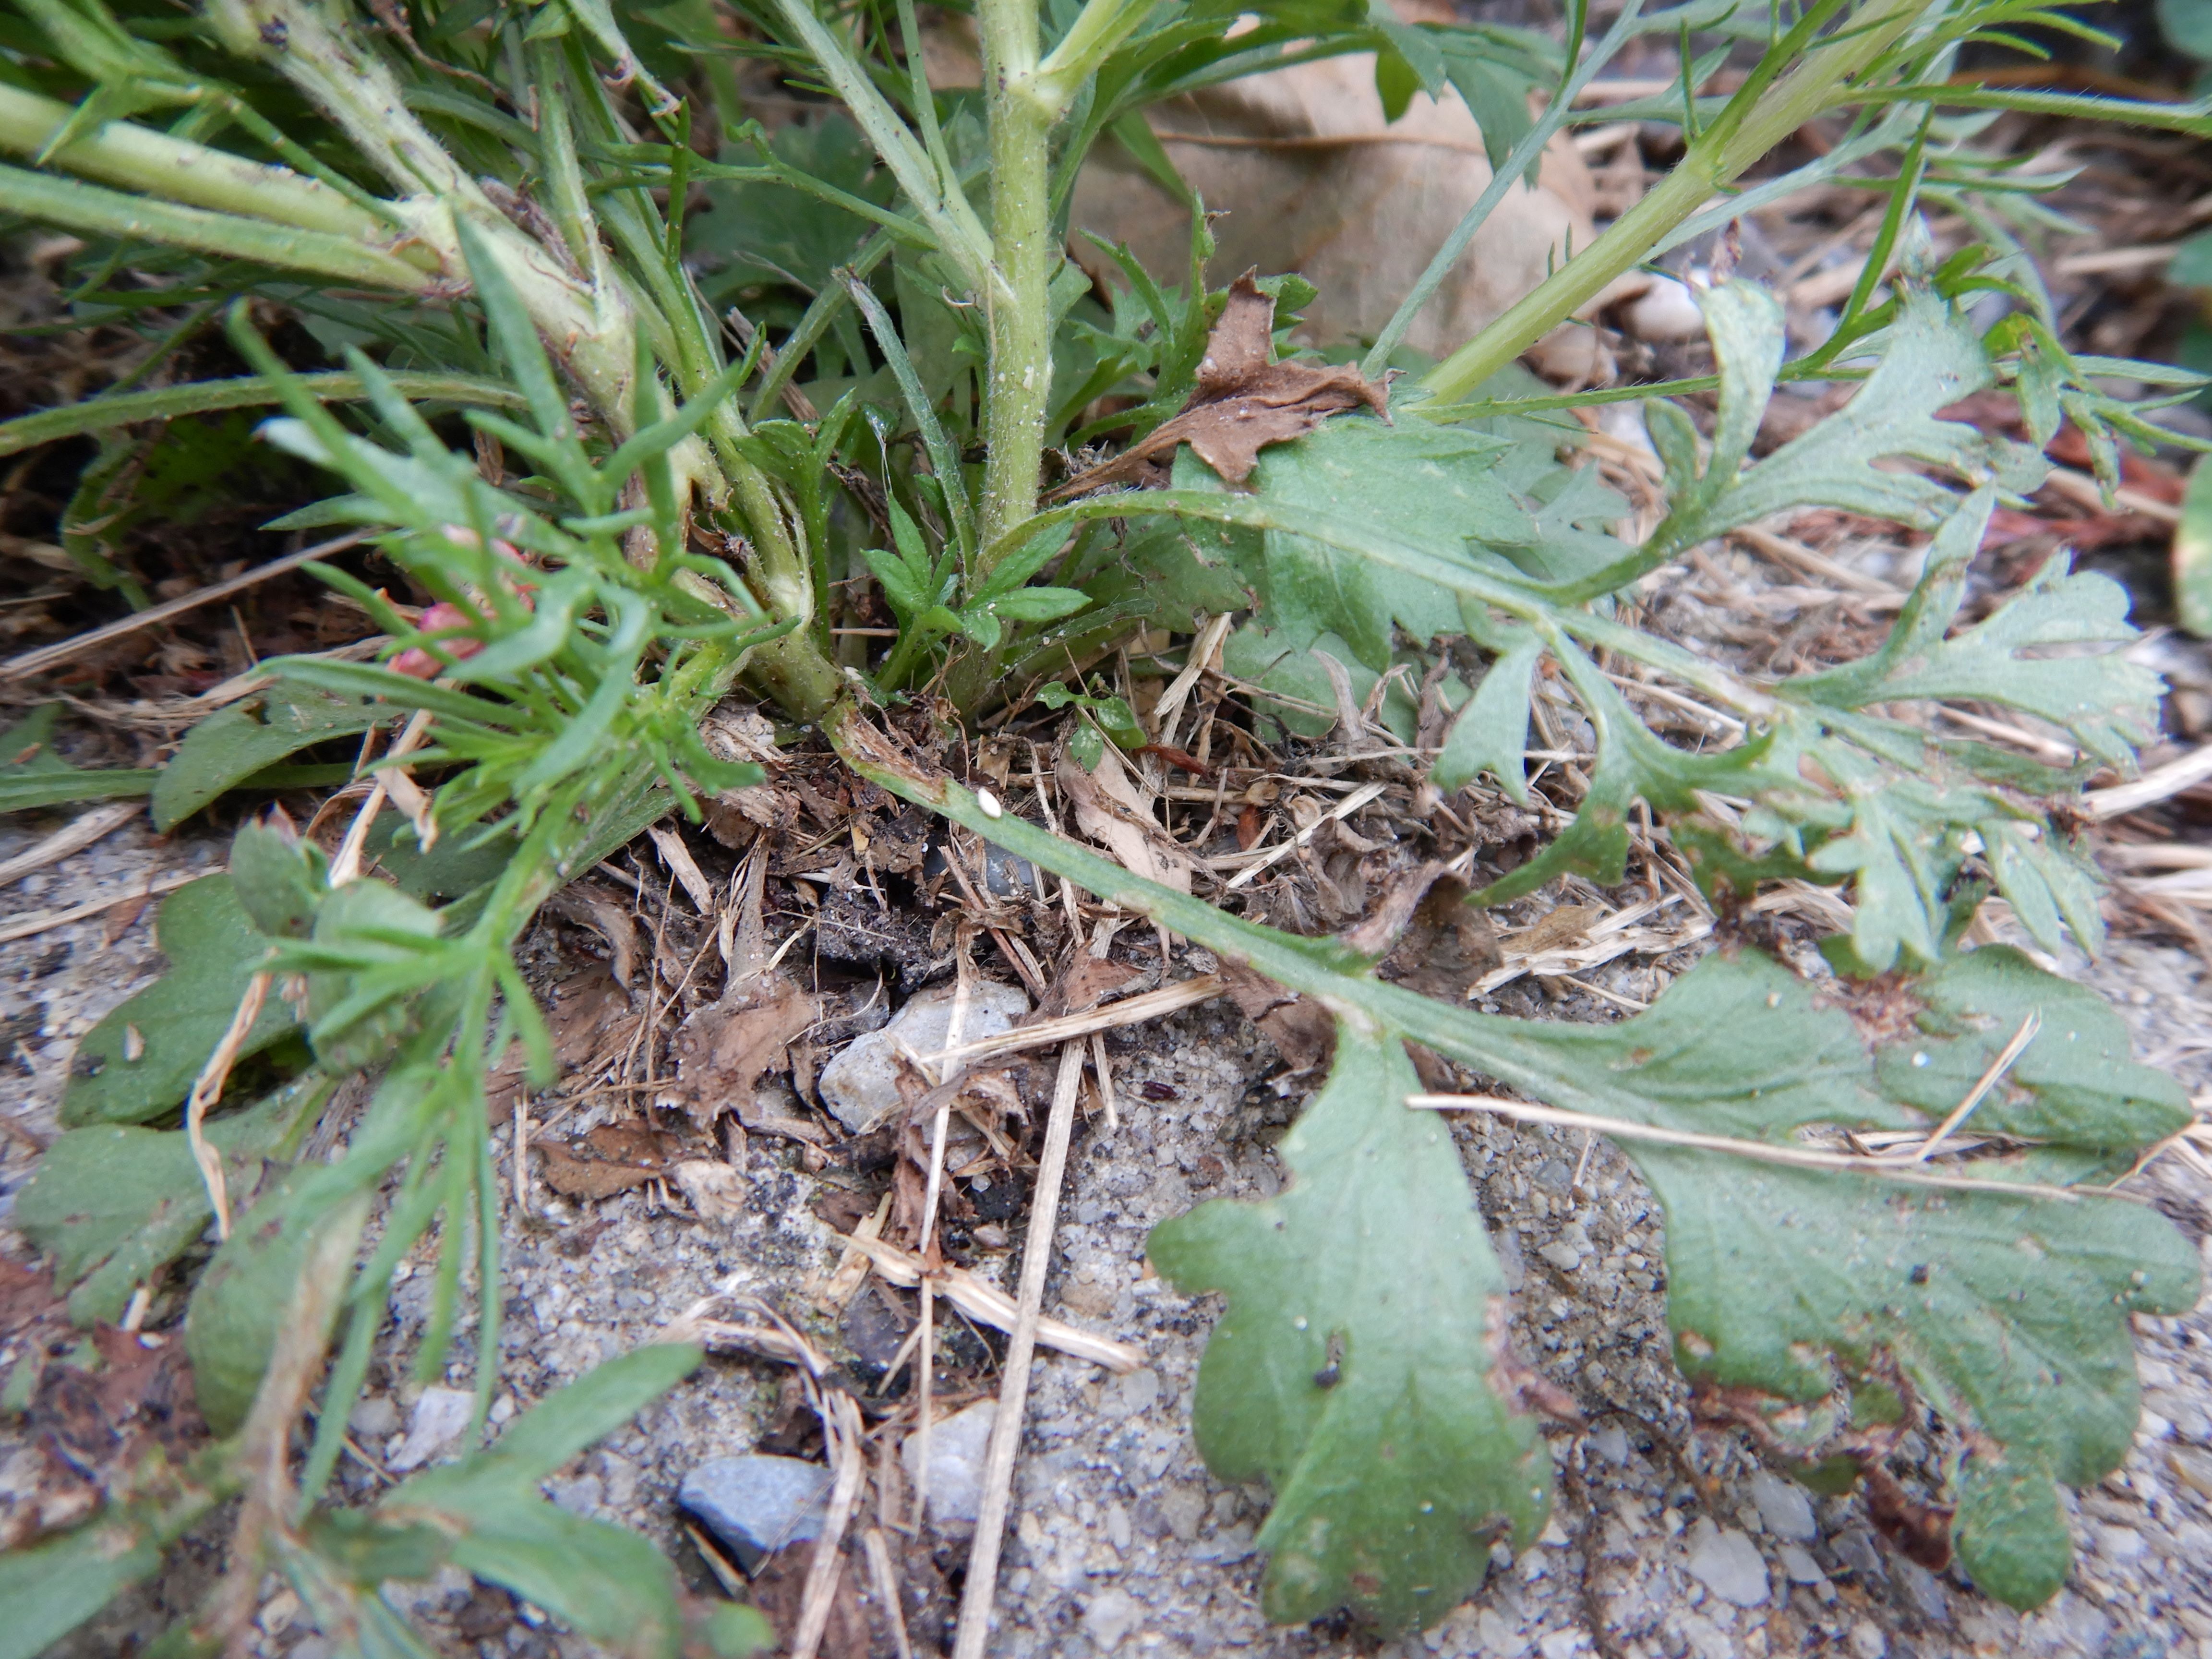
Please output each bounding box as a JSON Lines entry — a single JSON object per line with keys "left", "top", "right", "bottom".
{"left": 5, "top": 785, "right": 2212, "bottom": 1659}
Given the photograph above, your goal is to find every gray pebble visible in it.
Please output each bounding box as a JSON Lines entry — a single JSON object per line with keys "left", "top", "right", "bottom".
{"left": 1082, "top": 1587, "right": 1142, "bottom": 1652}
{"left": 817, "top": 980, "right": 1029, "bottom": 1132}
{"left": 1685, "top": 1519, "right": 1770, "bottom": 1607}
{"left": 1749, "top": 1469, "right": 1817, "bottom": 1543}
{"left": 900, "top": 1399, "right": 998, "bottom": 1529}
{"left": 678, "top": 1455, "right": 830, "bottom": 1572}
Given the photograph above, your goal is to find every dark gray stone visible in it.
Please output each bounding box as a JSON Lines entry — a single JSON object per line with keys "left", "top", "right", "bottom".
{"left": 678, "top": 1455, "right": 833, "bottom": 1573}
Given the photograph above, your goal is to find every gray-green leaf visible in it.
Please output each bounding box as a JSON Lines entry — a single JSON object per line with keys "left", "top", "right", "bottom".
{"left": 1150, "top": 1030, "right": 1549, "bottom": 1632}
{"left": 60, "top": 875, "right": 296, "bottom": 1128}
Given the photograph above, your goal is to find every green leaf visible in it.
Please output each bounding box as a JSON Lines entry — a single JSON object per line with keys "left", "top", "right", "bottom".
{"left": 300, "top": 879, "right": 445, "bottom": 1073}
{"left": 382, "top": 1345, "right": 704, "bottom": 1659}
{"left": 861, "top": 542, "right": 930, "bottom": 621}
{"left": 2176, "top": 451, "right": 2212, "bottom": 638}
{"left": 704, "top": 1603, "right": 777, "bottom": 1657}
{"left": 0, "top": 705, "right": 155, "bottom": 813}
{"left": 60, "top": 876, "right": 296, "bottom": 1129}
{"left": 2159, "top": 0, "right": 2212, "bottom": 60}
{"left": 1641, "top": 281, "right": 2046, "bottom": 570}
{"left": 229, "top": 819, "right": 332, "bottom": 940}
{"left": 0, "top": 1513, "right": 162, "bottom": 1659}
{"left": 1952, "top": 1452, "right": 2072, "bottom": 1608}
{"left": 16, "top": 1073, "right": 327, "bottom": 1326}
{"left": 152, "top": 684, "right": 390, "bottom": 830}
{"left": 1150, "top": 1030, "right": 1549, "bottom": 1632}
{"left": 1237, "top": 415, "right": 1533, "bottom": 672}
{"left": 460, "top": 1342, "right": 702, "bottom": 1483}
{"left": 841, "top": 739, "right": 2199, "bottom": 1618}
{"left": 1789, "top": 492, "right": 2157, "bottom": 767}
{"left": 1871, "top": 946, "right": 2189, "bottom": 1155}
{"left": 183, "top": 1165, "right": 339, "bottom": 1434}
{"left": 1433, "top": 628, "right": 1540, "bottom": 802}
{"left": 985, "top": 585, "right": 1090, "bottom": 623}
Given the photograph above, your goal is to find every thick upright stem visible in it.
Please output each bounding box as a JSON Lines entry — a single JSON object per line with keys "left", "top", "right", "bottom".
{"left": 1419, "top": 0, "right": 1929, "bottom": 406}
{"left": 977, "top": 0, "right": 1054, "bottom": 565}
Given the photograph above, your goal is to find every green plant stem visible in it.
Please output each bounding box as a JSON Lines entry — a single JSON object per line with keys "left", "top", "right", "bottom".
{"left": 977, "top": 0, "right": 1056, "bottom": 565}
{"left": 1419, "top": 0, "right": 1928, "bottom": 405}
{"left": 0, "top": 371, "right": 525, "bottom": 457}
{"left": 0, "top": 161, "right": 433, "bottom": 290}
{"left": 0, "top": 84, "right": 403, "bottom": 246}
{"left": 1026, "top": 0, "right": 1155, "bottom": 114}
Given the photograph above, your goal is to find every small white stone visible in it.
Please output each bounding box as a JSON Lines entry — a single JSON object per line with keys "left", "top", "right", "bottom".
{"left": 899, "top": 1399, "right": 998, "bottom": 1529}
{"left": 386, "top": 1386, "right": 474, "bottom": 1472}
{"left": 817, "top": 979, "right": 1030, "bottom": 1131}
{"left": 1847, "top": 1621, "right": 1887, "bottom": 1659}
{"left": 1685, "top": 1518, "right": 1771, "bottom": 1607}
{"left": 1623, "top": 275, "right": 1706, "bottom": 343}
{"left": 1780, "top": 1543, "right": 1827, "bottom": 1585}
{"left": 1750, "top": 1468, "right": 1818, "bottom": 1542}
{"left": 1082, "top": 1587, "right": 1142, "bottom": 1652}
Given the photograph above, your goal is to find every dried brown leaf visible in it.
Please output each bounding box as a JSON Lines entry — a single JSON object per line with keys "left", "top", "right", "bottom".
{"left": 1220, "top": 959, "right": 1336, "bottom": 1073}
{"left": 670, "top": 979, "right": 820, "bottom": 1129}
{"left": 1047, "top": 274, "right": 1388, "bottom": 502}
{"left": 1056, "top": 744, "right": 1195, "bottom": 895}
{"left": 537, "top": 1122, "right": 688, "bottom": 1200}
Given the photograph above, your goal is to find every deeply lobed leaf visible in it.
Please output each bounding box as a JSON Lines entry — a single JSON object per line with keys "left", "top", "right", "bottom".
{"left": 1150, "top": 1030, "right": 1550, "bottom": 1629}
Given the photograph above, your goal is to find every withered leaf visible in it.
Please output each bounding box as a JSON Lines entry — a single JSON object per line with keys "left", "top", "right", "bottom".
{"left": 486, "top": 967, "right": 637, "bottom": 1126}
{"left": 1220, "top": 959, "right": 1335, "bottom": 1073}
{"left": 669, "top": 979, "right": 819, "bottom": 1128}
{"left": 1047, "top": 273, "right": 1389, "bottom": 501}
{"left": 537, "top": 1122, "right": 691, "bottom": 1200}
{"left": 1056, "top": 743, "right": 1195, "bottom": 895}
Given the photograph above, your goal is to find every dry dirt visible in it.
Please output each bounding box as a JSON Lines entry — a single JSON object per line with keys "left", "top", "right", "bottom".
{"left": 5, "top": 780, "right": 2212, "bottom": 1659}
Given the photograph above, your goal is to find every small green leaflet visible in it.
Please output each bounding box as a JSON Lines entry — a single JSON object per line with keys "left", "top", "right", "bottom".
{"left": 60, "top": 875, "right": 297, "bottom": 1128}
{"left": 1150, "top": 1030, "right": 1549, "bottom": 1629}
{"left": 17, "top": 1073, "right": 327, "bottom": 1325}
{"left": 151, "top": 682, "right": 391, "bottom": 830}
{"left": 1642, "top": 282, "right": 2046, "bottom": 566}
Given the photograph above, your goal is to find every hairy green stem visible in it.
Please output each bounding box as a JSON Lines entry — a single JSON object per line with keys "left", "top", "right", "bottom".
{"left": 0, "top": 161, "right": 432, "bottom": 289}
{"left": 977, "top": 0, "right": 1056, "bottom": 565}
{"left": 1419, "top": 0, "right": 1929, "bottom": 405}
{"left": 0, "top": 83, "right": 401, "bottom": 245}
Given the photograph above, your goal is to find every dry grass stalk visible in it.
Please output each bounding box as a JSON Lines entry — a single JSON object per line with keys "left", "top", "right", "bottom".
{"left": 0, "top": 799, "right": 142, "bottom": 887}
{"left": 646, "top": 824, "right": 717, "bottom": 913}
{"left": 840, "top": 1233, "right": 1141, "bottom": 1370}
{"left": 951, "top": 1040, "right": 1091, "bottom": 1659}
{"left": 185, "top": 968, "right": 272, "bottom": 1241}
{"left": 1408, "top": 1093, "right": 2093, "bottom": 1201}
{"left": 0, "top": 866, "right": 195, "bottom": 946}
{"left": 2085, "top": 742, "right": 2212, "bottom": 820}
{"left": 0, "top": 530, "right": 370, "bottom": 681}
{"left": 1912, "top": 1012, "right": 2038, "bottom": 1162}
{"left": 925, "top": 972, "right": 1224, "bottom": 1067}
{"left": 790, "top": 1386, "right": 867, "bottom": 1659}
{"left": 1218, "top": 781, "right": 1389, "bottom": 886}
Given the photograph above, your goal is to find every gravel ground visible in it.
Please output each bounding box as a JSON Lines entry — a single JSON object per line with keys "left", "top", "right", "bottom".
{"left": 6, "top": 801, "right": 2212, "bottom": 1659}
